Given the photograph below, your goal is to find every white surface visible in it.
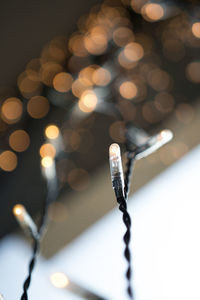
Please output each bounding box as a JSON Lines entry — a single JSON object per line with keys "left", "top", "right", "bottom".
{"left": 1, "top": 145, "right": 200, "bottom": 300}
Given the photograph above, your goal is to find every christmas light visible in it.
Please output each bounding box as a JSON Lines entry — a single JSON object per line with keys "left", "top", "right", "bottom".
{"left": 109, "top": 143, "right": 124, "bottom": 197}
{"left": 13, "top": 204, "right": 38, "bottom": 239}
{"left": 135, "top": 129, "right": 173, "bottom": 160}
{"left": 41, "top": 156, "right": 56, "bottom": 181}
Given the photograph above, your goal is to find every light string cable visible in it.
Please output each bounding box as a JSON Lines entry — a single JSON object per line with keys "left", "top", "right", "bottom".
{"left": 13, "top": 157, "right": 58, "bottom": 300}
{"left": 109, "top": 143, "right": 134, "bottom": 299}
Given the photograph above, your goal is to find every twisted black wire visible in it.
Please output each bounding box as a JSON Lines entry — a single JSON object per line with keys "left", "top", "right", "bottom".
{"left": 115, "top": 151, "right": 136, "bottom": 299}
{"left": 21, "top": 239, "right": 39, "bottom": 300}
{"left": 116, "top": 194, "right": 133, "bottom": 299}
{"left": 20, "top": 178, "right": 58, "bottom": 300}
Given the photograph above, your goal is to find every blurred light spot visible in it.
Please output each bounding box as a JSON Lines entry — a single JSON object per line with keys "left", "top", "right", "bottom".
{"left": 72, "top": 79, "right": 89, "bottom": 98}
{"left": 84, "top": 26, "right": 108, "bottom": 55}
{"left": 50, "top": 272, "right": 69, "bottom": 288}
{"left": 109, "top": 121, "right": 125, "bottom": 143}
{"left": 27, "top": 96, "right": 49, "bottom": 119}
{"left": 78, "top": 90, "right": 98, "bottom": 113}
{"left": 40, "top": 143, "right": 56, "bottom": 158}
{"left": 142, "top": 3, "right": 164, "bottom": 22}
{"left": 175, "top": 103, "right": 194, "bottom": 124}
{"left": 186, "top": 62, "right": 200, "bottom": 83}
{"left": 56, "top": 158, "right": 75, "bottom": 185}
{"left": 159, "top": 145, "right": 176, "bottom": 165}
{"left": 9, "top": 130, "right": 30, "bottom": 152}
{"left": 117, "top": 100, "right": 136, "bottom": 121}
{"left": 142, "top": 102, "right": 162, "bottom": 123}
{"left": 147, "top": 69, "right": 171, "bottom": 91}
{"left": 113, "top": 27, "right": 134, "bottom": 47}
{"left": 0, "top": 150, "right": 17, "bottom": 172}
{"left": 118, "top": 51, "right": 138, "bottom": 69}
{"left": 53, "top": 72, "right": 73, "bottom": 93}
{"left": 69, "top": 33, "right": 88, "bottom": 57}
{"left": 1, "top": 97, "right": 23, "bottom": 124}
{"left": 40, "top": 62, "right": 63, "bottom": 86}
{"left": 63, "top": 129, "right": 81, "bottom": 152}
{"left": 67, "top": 168, "right": 90, "bottom": 191}
{"left": 41, "top": 156, "right": 53, "bottom": 168}
{"left": 49, "top": 202, "right": 68, "bottom": 222}
{"left": 92, "top": 68, "right": 111, "bottom": 86}
{"left": 41, "top": 37, "right": 67, "bottom": 65}
{"left": 172, "top": 142, "right": 189, "bottom": 159}
{"left": 192, "top": 22, "right": 200, "bottom": 38}
{"left": 78, "top": 66, "right": 96, "bottom": 86}
{"left": 119, "top": 81, "right": 137, "bottom": 99}
{"left": 124, "top": 42, "right": 144, "bottom": 62}
{"left": 45, "top": 125, "right": 60, "bottom": 140}
{"left": 18, "top": 72, "right": 42, "bottom": 99}
{"left": 154, "top": 92, "right": 174, "bottom": 113}
{"left": 130, "top": 0, "right": 146, "bottom": 13}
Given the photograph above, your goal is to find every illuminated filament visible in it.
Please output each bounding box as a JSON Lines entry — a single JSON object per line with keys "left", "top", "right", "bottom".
{"left": 13, "top": 204, "right": 38, "bottom": 239}
{"left": 109, "top": 143, "right": 124, "bottom": 196}
{"left": 135, "top": 129, "right": 173, "bottom": 160}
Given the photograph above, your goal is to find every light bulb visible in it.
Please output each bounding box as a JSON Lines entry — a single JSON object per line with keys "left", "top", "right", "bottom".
{"left": 13, "top": 204, "right": 38, "bottom": 239}
{"left": 41, "top": 156, "right": 56, "bottom": 181}
{"left": 135, "top": 129, "right": 173, "bottom": 160}
{"left": 109, "top": 143, "right": 124, "bottom": 197}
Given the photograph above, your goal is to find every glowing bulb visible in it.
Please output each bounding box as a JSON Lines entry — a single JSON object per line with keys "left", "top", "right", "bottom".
{"left": 135, "top": 129, "right": 173, "bottom": 160}
{"left": 50, "top": 272, "right": 69, "bottom": 288}
{"left": 13, "top": 204, "right": 38, "bottom": 239}
{"left": 109, "top": 143, "right": 124, "bottom": 197}
{"left": 41, "top": 156, "right": 56, "bottom": 181}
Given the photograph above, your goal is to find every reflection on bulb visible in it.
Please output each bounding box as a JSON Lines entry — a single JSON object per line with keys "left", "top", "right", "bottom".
{"left": 109, "top": 143, "right": 124, "bottom": 196}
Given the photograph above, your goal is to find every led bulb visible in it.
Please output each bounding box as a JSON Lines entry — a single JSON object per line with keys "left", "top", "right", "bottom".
{"left": 13, "top": 204, "right": 38, "bottom": 239}
{"left": 135, "top": 129, "right": 173, "bottom": 160}
{"left": 109, "top": 143, "right": 124, "bottom": 196}
{"left": 41, "top": 156, "right": 56, "bottom": 181}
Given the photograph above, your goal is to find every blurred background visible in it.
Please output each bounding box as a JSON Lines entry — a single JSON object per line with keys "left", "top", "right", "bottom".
{"left": 1, "top": 0, "right": 200, "bottom": 299}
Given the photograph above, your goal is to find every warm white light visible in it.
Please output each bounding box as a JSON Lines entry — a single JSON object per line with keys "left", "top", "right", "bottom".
{"left": 109, "top": 143, "right": 124, "bottom": 195}
{"left": 50, "top": 272, "right": 69, "bottom": 288}
{"left": 41, "top": 156, "right": 56, "bottom": 180}
{"left": 136, "top": 129, "right": 173, "bottom": 160}
{"left": 13, "top": 204, "right": 38, "bottom": 239}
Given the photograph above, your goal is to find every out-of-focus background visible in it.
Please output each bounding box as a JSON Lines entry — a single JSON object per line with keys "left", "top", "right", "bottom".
{"left": 1, "top": 0, "right": 200, "bottom": 299}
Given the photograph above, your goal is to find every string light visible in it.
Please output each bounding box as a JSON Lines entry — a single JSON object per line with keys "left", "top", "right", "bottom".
{"left": 109, "top": 143, "right": 124, "bottom": 197}
{"left": 50, "top": 272, "right": 69, "bottom": 288}
{"left": 13, "top": 204, "right": 38, "bottom": 239}
{"left": 134, "top": 129, "right": 173, "bottom": 160}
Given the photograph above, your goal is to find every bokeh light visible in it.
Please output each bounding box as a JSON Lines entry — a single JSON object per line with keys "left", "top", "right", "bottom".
{"left": 67, "top": 168, "right": 90, "bottom": 191}
{"left": 124, "top": 42, "right": 144, "bottom": 62}
{"left": 53, "top": 72, "right": 73, "bottom": 93}
{"left": 50, "top": 272, "right": 69, "bottom": 288}
{"left": 78, "top": 90, "right": 98, "bottom": 113}
{"left": 154, "top": 92, "right": 174, "bottom": 113}
{"left": 0, "top": 150, "right": 17, "bottom": 172}
{"left": 45, "top": 125, "right": 60, "bottom": 140}
{"left": 142, "top": 3, "right": 164, "bottom": 22}
{"left": 27, "top": 96, "right": 49, "bottom": 119}
{"left": 186, "top": 62, "right": 200, "bottom": 83}
{"left": 40, "top": 62, "right": 63, "bottom": 86}
{"left": 9, "top": 130, "right": 30, "bottom": 152}
{"left": 119, "top": 81, "right": 138, "bottom": 99}
{"left": 39, "top": 143, "right": 56, "bottom": 158}
{"left": 113, "top": 27, "right": 135, "bottom": 47}
{"left": 192, "top": 22, "right": 200, "bottom": 39}
{"left": 92, "top": 67, "right": 111, "bottom": 86}
{"left": 1, "top": 97, "right": 23, "bottom": 124}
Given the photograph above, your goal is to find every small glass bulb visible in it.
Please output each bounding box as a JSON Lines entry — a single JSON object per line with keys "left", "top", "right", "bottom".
{"left": 41, "top": 156, "right": 56, "bottom": 181}
{"left": 13, "top": 204, "right": 38, "bottom": 239}
{"left": 109, "top": 143, "right": 124, "bottom": 196}
{"left": 136, "top": 129, "right": 173, "bottom": 160}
